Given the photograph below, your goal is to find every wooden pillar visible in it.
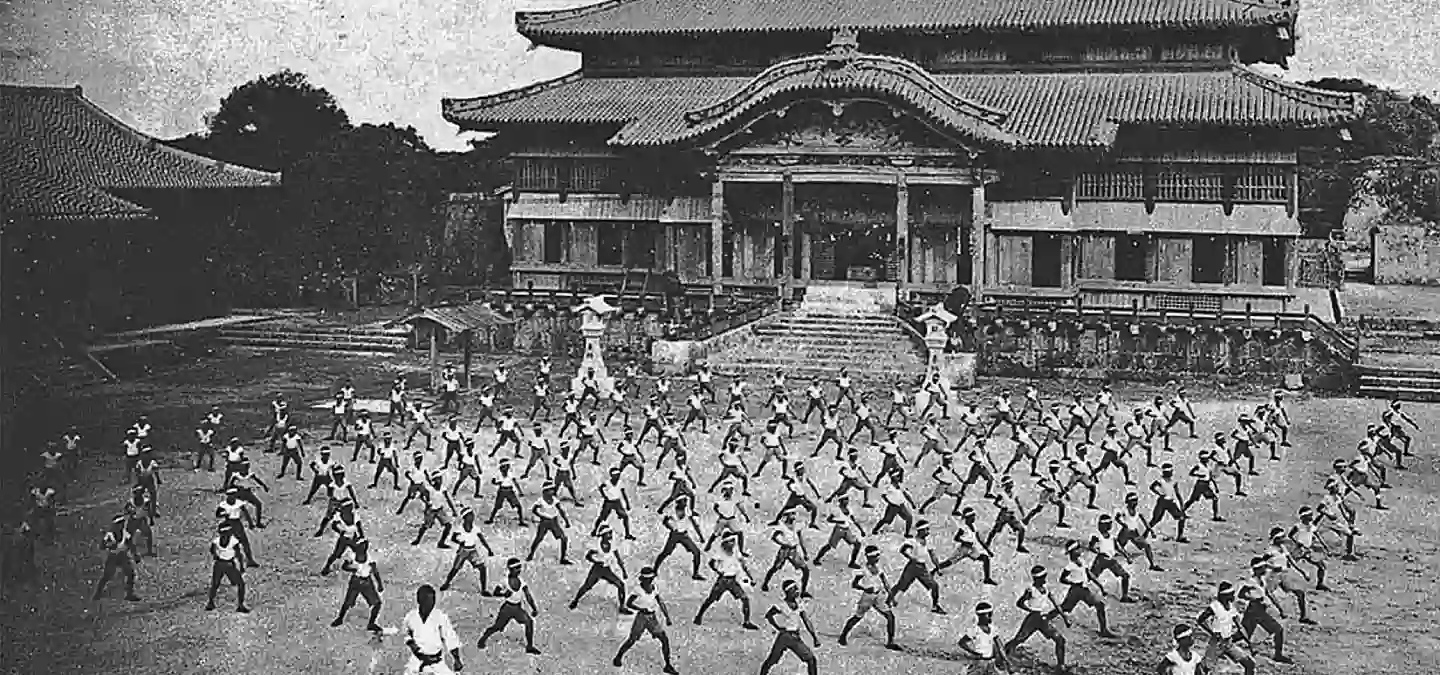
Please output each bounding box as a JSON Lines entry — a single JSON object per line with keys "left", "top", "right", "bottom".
{"left": 711, "top": 179, "right": 725, "bottom": 294}
{"left": 428, "top": 328, "right": 440, "bottom": 393}
{"left": 1283, "top": 237, "right": 1297, "bottom": 289}
{"left": 781, "top": 172, "right": 795, "bottom": 288}
{"left": 1059, "top": 235, "right": 1075, "bottom": 289}
{"left": 970, "top": 182, "right": 988, "bottom": 298}
{"left": 800, "top": 230, "right": 812, "bottom": 282}
{"left": 896, "top": 174, "right": 910, "bottom": 287}
{"left": 462, "top": 329, "right": 473, "bottom": 389}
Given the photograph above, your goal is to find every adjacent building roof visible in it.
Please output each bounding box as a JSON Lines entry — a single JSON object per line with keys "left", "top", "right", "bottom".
{"left": 0, "top": 144, "right": 152, "bottom": 221}
{"left": 1, "top": 84, "right": 280, "bottom": 221}
{"left": 443, "top": 62, "right": 1363, "bottom": 151}
{"left": 518, "top": 0, "right": 1296, "bottom": 42}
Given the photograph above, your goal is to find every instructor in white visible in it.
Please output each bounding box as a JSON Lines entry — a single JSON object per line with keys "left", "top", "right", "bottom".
{"left": 403, "top": 584, "right": 463, "bottom": 674}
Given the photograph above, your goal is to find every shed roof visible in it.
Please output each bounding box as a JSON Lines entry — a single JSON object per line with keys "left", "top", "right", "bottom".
{"left": 397, "top": 302, "right": 518, "bottom": 333}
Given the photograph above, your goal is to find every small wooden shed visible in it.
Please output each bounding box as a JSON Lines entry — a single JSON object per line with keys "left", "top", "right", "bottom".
{"left": 394, "top": 302, "right": 516, "bottom": 391}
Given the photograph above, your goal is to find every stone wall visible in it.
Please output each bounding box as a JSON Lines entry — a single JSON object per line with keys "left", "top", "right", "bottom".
{"left": 1292, "top": 237, "right": 1344, "bottom": 289}
{"left": 650, "top": 323, "right": 762, "bottom": 375}
{"left": 959, "top": 320, "right": 1351, "bottom": 391}
{"left": 426, "top": 309, "right": 663, "bottom": 363}
{"left": 1372, "top": 223, "right": 1440, "bottom": 285}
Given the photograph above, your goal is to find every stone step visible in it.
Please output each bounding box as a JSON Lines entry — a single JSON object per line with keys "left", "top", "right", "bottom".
{"left": 230, "top": 346, "right": 403, "bottom": 358}
{"left": 220, "top": 326, "right": 409, "bottom": 339}
{"left": 1359, "top": 374, "right": 1440, "bottom": 391}
{"left": 725, "top": 357, "right": 927, "bottom": 374}
{"left": 1356, "top": 385, "right": 1440, "bottom": 402}
{"left": 713, "top": 362, "right": 921, "bottom": 380}
{"left": 219, "top": 329, "right": 409, "bottom": 345}
{"left": 768, "top": 317, "right": 903, "bottom": 329}
{"left": 1356, "top": 366, "right": 1440, "bottom": 382}
{"left": 746, "top": 338, "right": 916, "bottom": 353}
{"left": 217, "top": 335, "right": 406, "bottom": 353}
{"left": 1364, "top": 336, "right": 1440, "bottom": 355}
{"left": 751, "top": 327, "right": 911, "bottom": 341}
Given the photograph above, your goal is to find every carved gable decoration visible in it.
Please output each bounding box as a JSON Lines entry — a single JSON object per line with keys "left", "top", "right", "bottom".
{"left": 717, "top": 99, "right": 968, "bottom": 154}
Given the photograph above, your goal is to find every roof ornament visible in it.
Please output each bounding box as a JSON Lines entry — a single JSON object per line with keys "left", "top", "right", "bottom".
{"left": 825, "top": 27, "right": 860, "bottom": 64}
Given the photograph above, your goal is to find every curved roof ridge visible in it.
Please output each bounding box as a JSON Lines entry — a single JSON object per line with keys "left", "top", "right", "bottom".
{"left": 683, "top": 51, "right": 1010, "bottom": 127}
{"left": 61, "top": 87, "right": 280, "bottom": 182}
{"left": 517, "top": 0, "right": 637, "bottom": 30}
{"left": 657, "top": 46, "right": 1022, "bottom": 148}
{"left": 444, "top": 71, "right": 587, "bottom": 117}
{"left": 1230, "top": 62, "right": 1365, "bottom": 116}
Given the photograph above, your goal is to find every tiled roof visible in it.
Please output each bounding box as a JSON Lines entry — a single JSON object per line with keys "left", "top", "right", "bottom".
{"left": 1, "top": 85, "right": 279, "bottom": 219}
{"left": 664, "top": 48, "right": 1024, "bottom": 149}
{"left": 397, "top": 302, "right": 517, "bottom": 333}
{"left": 518, "top": 0, "right": 1296, "bottom": 40}
{"left": 443, "top": 64, "right": 1362, "bottom": 150}
{"left": 1, "top": 144, "right": 152, "bottom": 221}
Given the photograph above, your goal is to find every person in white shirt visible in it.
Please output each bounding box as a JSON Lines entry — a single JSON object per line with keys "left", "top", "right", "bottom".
{"left": 956, "top": 601, "right": 1010, "bottom": 674}
{"left": 476, "top": 558, "right": 542, "bottom": 655}
{"left": 680, "top": 385, "right": 709, "bottom": 433}
{"left": 525, "top": 482, "right": 575, "bottom": 565}
{"left": 1156, "top": 624, "right": 1204, "bottom": 675}
{"left": 438, "top": 370, "right": 462, "bottom": 415}
{"left": 612, "top": 566, "right": 679, "bottom": 675}
{"left": 1003, "top": 565, "right": 1067, "bottom": 671}
{"left": 440, "top": 509, "right": 495, "bottom": 593}
{"left": 403, "top": 584, "right": 463, "bottom": 675}
{"left": 331, "top": 538, "right": 385, "bottom": 632}
{"left": 205, "top": 523, "right": 250, "bottom": 613}
{"left": 758, "top": 510, "right": 812, "bottom": 597}
{"left": 832, "top": 368, "right": 856, "bottom": 411}
{"left": 652, "top": 495, "right": 707, "bottom": 580}
{"left": 327, "top": 392, "right": 351, "bottom": 442}
{"left": 568, "top": 525, "right": 630, "bottom": 613}
{"left": 759, "top": 579, "right": 820, "bottom": 675}
{"left": 1196, "top": 581, "right": 1255, "bottom": 675}
{"left": 694, "top": 532, "right": 759, "bottom": 629}
{"left": 92, "top": 515, "right": 140, "bottom": 602}
{"left": 194, "top": 422, "right": 217, "bottom": 473}
{"left": 837, "top": 545, "right": 899, "bottom": 650}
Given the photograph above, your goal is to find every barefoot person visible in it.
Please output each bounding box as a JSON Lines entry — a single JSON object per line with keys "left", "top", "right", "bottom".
{"left": 836, "top": 545, "right": 900, "bottom": 651}
{"left": 476, "top": 558, "right": 542, "bottom": 655}
{"left": 611, "top": 567, "right": 680, "bottom": 675}
{"left": 759, "top": 579, "right": 821, "bottom": 675}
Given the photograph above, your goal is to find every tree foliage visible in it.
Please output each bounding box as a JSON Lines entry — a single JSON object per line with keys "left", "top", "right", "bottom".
{"left": 204, "top": 69, "right": 352, "bottom": 172}
{"left": 1301, "top": 78, "right": 1440, "bottom": 232}
{"left": 166, "top": 72, "right": 511, "bottom": 306}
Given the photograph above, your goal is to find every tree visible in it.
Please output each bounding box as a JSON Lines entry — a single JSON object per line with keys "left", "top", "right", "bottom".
{"left": 204, "top": 69, "right": 352, "bottom": 172}
{"left": 1299, "top": 79, "right": 1440, "bottom": 234}
{"left": 288, "top": 123, "right": 447, "bottom": 288}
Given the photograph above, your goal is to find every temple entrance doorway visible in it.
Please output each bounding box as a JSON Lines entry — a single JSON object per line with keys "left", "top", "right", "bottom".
{"left": 800, "top": 184, "right": 898, "bottom": 283}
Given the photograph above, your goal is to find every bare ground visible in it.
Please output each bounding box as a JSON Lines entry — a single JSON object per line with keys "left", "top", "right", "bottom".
{"left": 2, "top": 350, "right": 1437, "bottom": 675}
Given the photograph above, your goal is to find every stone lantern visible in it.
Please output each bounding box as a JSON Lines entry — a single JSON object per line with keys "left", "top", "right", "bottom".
{"left": 913, "top": 303, "right": 957, "bottom": 409}
{"left": 571, "top": 295, "right": 619, "bottom": 396}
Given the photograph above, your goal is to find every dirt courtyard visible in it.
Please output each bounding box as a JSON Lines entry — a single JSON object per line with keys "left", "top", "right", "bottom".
{"left": 1, "top": 350, "right": 1437, "bottom": 675}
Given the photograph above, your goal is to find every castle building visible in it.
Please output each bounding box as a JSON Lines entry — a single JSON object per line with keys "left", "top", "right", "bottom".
{"left": 443, "top": 0, "right": 1360, "bottom": 312}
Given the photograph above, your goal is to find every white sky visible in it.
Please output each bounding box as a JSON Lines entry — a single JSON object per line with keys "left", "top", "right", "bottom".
{"left": 2, "top": 0, "right": 1438, "bottom": 152}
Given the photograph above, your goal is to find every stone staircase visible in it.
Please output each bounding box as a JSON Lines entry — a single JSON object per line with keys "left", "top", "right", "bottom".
{"left": 708, "top": 283, "right": 928, "bottom": 380}
{"left": 1357, "top": 365, "right": 1440, "bottom": 402}
{"left": 1354, "top": 316, "right": 1440, "bottom": 401}
{"left": 217, "top": 324, "right": 411, "bottom": 354}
